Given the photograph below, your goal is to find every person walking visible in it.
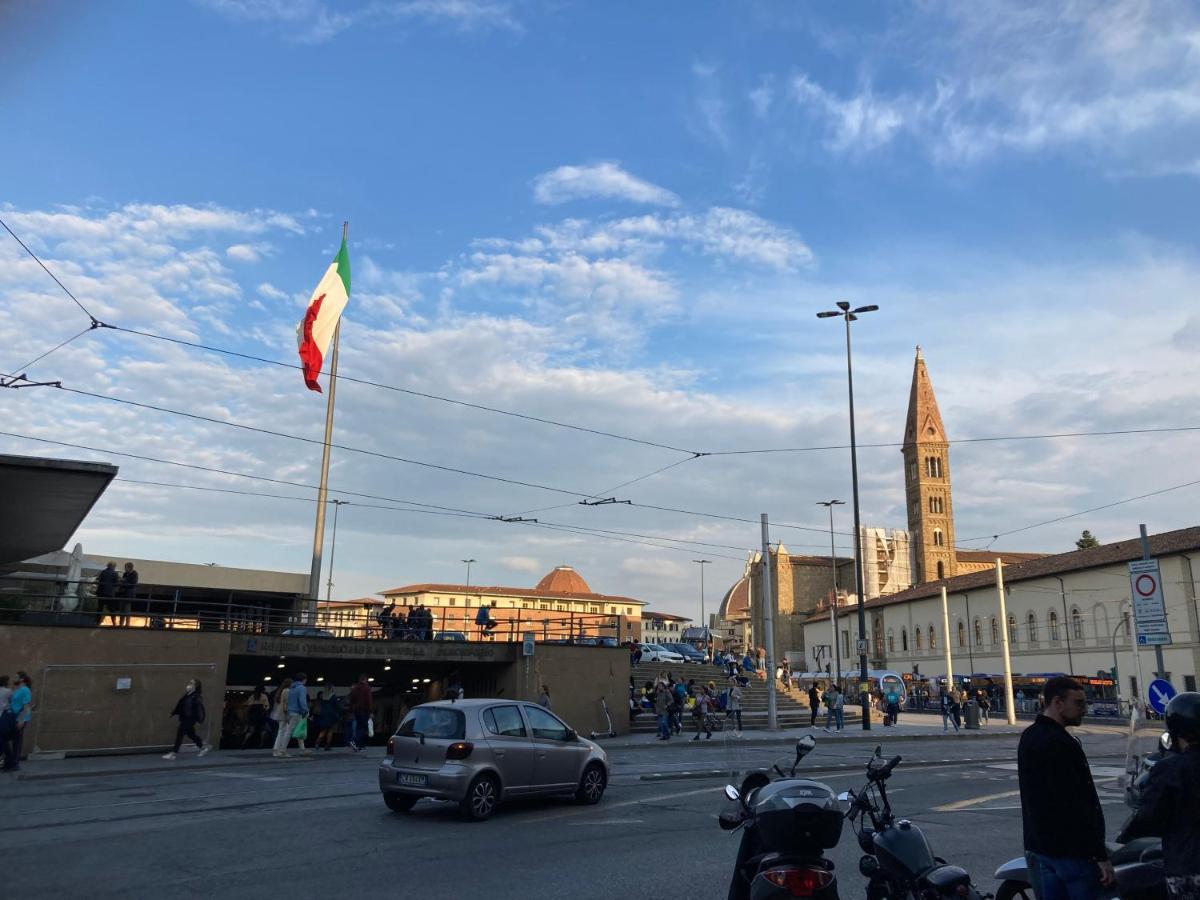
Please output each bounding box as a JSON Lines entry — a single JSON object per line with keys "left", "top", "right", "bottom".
{"left": 348, "top": 673, "right": 373, "bottom": 751}
{"left": 0, "top": 675, "right": 18, "bottom": 771}
{"left": 538, "top": 685, "right": 551, "bottom": 709}
{"left": 273, "top": 674, "right": 309, "bottom": 757}
{"left": 726, "top": 676, "right": 744, "bottom": 736}
{"left": 654, "top": 682, "right": 672, "bottom": 741}
{"left": 822, "top": 684, "right": 844, "bottom": 732}
{"left": 95, "top": 561, "right": 121, "bottom": 626}
{"left": 808, "top": 683, "right": 821, "bottom": 728}
{"left": 885, "top": 687, "right": 902, "bottom": 727}
{"left": 315, "top": 690, "right": 340, "bottom": 750}
{"left": 163, "top": 679, "right": 209, "bottom": 760}
{"left": 692, "top": 686, "right": 713, "bottom": 741}
{"left": 241, "top": 685, "right": 270, "bottom": 748}
{"left": 118, "top": 561, "right": 139, "bottom": 627}
{"left": 1117, "top": 692, "right": 1200, "bottom": 900}
{"left": 1018, "top": 676, "right": 1114, "bottom": 900}
{"left": 941, "top": 689, "right": 959, "bottom": 733}
{"left": 978, "top": 690, "right": 991, "bottom": 725}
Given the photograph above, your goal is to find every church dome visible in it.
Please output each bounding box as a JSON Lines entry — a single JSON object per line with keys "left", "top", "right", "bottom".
{"left": 718, "top": 576, "right": 750, "bottom": 621}
{"left": 535, "top": 565, "right": 592, "bottom": 594}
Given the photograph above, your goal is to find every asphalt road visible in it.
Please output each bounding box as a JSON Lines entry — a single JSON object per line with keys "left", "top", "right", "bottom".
{"left": 4, "top": 730, "right": 1135, "bottom": 899}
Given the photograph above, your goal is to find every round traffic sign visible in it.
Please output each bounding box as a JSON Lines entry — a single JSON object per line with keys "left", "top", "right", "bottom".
{"left": 1148, "top": 678, "right": 1176, "bottom": 715}
{"left": 1134, "top": 573, "right": 1158, "bottom": 597}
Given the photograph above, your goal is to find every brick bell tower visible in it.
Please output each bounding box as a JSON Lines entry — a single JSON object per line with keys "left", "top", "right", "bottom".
{"left": 902, "top": 347, "right": 957, "bottom": 583}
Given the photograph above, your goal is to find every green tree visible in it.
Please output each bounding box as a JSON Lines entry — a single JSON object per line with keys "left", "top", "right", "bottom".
{"left": 1076, "top": 530, "right": 1100, "bottom": 550}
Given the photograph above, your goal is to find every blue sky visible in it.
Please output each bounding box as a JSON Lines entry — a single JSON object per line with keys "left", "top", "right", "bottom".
{"left": 3, "top": 1, "right": 1200, "bottom": 618}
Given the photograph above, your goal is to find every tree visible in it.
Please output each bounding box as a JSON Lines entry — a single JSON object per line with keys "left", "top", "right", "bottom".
{"left": 1076, "top": 530, "right": 1101, "bottom": 550}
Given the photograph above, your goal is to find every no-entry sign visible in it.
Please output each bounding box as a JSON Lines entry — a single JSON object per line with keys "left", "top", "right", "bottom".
{"left": 1129, "top": 559, "right": 1171, "bottom": 646}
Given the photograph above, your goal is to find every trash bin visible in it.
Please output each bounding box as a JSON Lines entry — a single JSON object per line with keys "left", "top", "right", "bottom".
{"left": 964, "top": 700, "right": 981, "bottom": 729}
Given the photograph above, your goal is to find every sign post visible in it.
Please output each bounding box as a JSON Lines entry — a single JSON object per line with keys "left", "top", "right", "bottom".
{"left": 1131, "top": 524, "right": 1170, "bottom": 686}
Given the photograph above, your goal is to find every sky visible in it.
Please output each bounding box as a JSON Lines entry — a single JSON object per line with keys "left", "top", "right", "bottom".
{"left": 3, "top": 0, "right": 1200, "bottom": 620}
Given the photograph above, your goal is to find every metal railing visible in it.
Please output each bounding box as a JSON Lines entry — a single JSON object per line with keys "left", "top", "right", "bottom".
{"left": 0, "top": 582, "right": 623, "bottom": 646}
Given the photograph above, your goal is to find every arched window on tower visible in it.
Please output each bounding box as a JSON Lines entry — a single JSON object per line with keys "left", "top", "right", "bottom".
{"left": 957, "top": 621, "right": 965, "bottom": 647}
{"left": 901, "top": 628, "right": 909, "bottom": 652}
{"left": 936, "top": 561, "right": 945, "bottom": 579}
{"left": 933, "top": 529, "right": 944, "bottom": 547}
{"left": 929, "top": 496, "right": 944, "bottom": 514}
{"left": 925, "top": 457, "right": 943, "bottom": 478}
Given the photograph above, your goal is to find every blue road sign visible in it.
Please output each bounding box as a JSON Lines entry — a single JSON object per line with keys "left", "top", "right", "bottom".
{"left": 1148, "top": 679, "right": 1177, "bottom": 715}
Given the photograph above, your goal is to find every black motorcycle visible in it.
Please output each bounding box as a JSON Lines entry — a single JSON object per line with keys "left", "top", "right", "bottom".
{"left": 720, "top": 734, "right": 844, "bottom": 900}
{"left": 841, "top": 747, "right": 985, "bottom": 900}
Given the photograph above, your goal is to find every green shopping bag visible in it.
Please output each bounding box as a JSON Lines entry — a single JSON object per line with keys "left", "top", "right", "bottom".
{"left": 292, "top": 717, "right": 308, "bottom": 740}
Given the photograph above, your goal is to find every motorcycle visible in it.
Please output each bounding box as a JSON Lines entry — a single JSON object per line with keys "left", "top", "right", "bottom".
{"left": 720, "top": 734, "right": 844, "bottom": 900}
{"left": 840, "top": 746, "right": 986, "bottom": 900}
{"left": 991, "top": 722, "right": 1169, "bottom": 900}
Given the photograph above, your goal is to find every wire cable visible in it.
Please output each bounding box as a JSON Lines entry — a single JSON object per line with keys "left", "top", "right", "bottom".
{"left": 0, "top": 215, "right": 98, "bottom": 323}
{"left": 2, "top": 327, "right": 94, "bottom": 381}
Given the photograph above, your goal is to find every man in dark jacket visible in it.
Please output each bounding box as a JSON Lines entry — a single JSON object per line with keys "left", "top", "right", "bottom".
{"left": 1018, "top": 676, "right": 1114, "bottom": 900}
{"left": 95, "top": 562, "right": 120, "bottom": 626}
{"left": 348, "top": 674, "right": 373, "bottom": 751}
{"left": 1118, "top": 692, "right": 1200, "bottom": 900}
{"left": 118, "top": 561, "right": 139, "bottom": 627}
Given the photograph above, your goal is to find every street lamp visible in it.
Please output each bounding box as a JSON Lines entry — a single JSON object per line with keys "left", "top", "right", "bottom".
{"left": 462, "top": 559, "right": 476, "bottom": 592}
{"left": 693, "top": 559, "right": 711, "bottom": 660}
{"left": 816, "top": 500, "right": 844, "bottom": 688}
{"left": 817, "top": 300, "right": 879, "bottom": 730}
{"left": 324, "top": 499, "right": 349, "bottom": 605}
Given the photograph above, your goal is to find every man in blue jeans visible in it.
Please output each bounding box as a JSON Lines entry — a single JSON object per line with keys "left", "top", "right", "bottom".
{"left": 653, "top": 683, "right": 672, "bottom": 741}
{"left": 1018, "top": 676, "right": 1115, "bottom": 900}
{"left": 822, "top": 684, "right": 844, "bottom": 732}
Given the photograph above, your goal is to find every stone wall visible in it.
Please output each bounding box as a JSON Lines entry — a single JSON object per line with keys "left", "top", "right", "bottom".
{"left": 497, "top": 644, "right": 631, "bottom": 737}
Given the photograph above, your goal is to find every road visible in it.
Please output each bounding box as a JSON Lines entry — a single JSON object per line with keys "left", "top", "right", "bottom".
{"left": 4, "top": 729, "right": 1135, "bottom": 899}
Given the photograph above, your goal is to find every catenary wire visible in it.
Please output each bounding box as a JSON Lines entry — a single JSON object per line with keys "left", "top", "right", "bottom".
{"left": 2, "top": 327, "right": 94, "bottom": 381}
{"left": 0, "top": 215, "right": 98, "bottom": 323}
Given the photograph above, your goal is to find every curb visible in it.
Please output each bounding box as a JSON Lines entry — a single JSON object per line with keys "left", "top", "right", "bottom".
{"left": 9, "top": 750, "right": 384, "bottom": 782}
{"left": 638, "top": 755, "right": 1019, "bottom": 782}
{"left": 602, "top": 728, "right": 1023, "bottom": 750}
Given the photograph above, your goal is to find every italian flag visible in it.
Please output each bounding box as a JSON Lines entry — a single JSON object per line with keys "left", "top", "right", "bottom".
{"left": 296, "top": 237, "right": 351, "bottom": 392}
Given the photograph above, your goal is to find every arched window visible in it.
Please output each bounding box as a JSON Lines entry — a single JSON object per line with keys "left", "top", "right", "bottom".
{"left": 990, "top": 617, "right": 999, "bottom": 644}
{"left": 926, "top": 456, "right": 942, "bottom": 478}
{"left": 1093, "top": 605, "right": 1110, "bottom": 644}
{"left": 1007, "top": 615, "right": 1017, "bottom": 643}
{"left": 914, "top": 628, "right": 922, "bottom": 651}
{"left": 929, "top": 496, "right": 944, "bottom": 514}
{"left": 1071, "top": 607, "right": 1083, "bottom": 640}
{"left": 933, "top": 529, "right": 945, "bottom": 547}
{"left": 936, "top": 561, "right": 945, "bottom": 579}
{"left": 974, "top": 618, "right": 983, "bottom": 647}
{"left": 1027, "top": 613, "right": 1038, "bottom": 643}
{"left": 901, "top": 628, "right": 909, "bottom": 652}
{"left": 1049, "top": 610, "right": 1060, "bottom": 643}
{"left": 928, "top": 625, "right": 937, "bottom": 651}
{"left": 957, "top": 620, "right": 966, "bottom": 647}
{"left": 887, "top": 629, "right": 895, "bottom": 653}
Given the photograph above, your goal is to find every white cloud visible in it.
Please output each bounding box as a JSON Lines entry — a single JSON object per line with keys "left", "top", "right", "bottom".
{"left": 621, "top": 556, "right": 686, "bottom": 579}
{"left": 226, "top": 242, "right": 273, "bottom": 263}
{"left": 256, "top": 282, "right": 289, "bottom": 301}
{"left": 500, "top": 555, "right": 540, "bottom": 573}
{"left": 532, "top": 162, "right": 680, "bottom": 208}
{"left": 689, "top": 61, "right": 731, "bottom": 149}
{"left": 791, "top": 75, "right": 905, "bottom": 154}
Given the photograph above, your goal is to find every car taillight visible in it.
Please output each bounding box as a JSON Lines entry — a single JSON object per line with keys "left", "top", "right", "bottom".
{"left": 445, "top": 741, "right": 474, "bottom": 760}
{"left": 761, "top": 866, "right": 834, "bottom": 897}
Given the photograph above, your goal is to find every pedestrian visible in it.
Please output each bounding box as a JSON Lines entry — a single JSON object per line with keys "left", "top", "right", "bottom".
{"left": 978, "top": 690, "right": 991, "bottom": 725}
{"left": 95, "top": 561, "right": 121, "bottom": 626}
{"left": 756, "top": 647, "right": 767, "bottom": 680}
{"left": 671, "top": 679, "right": 687, "bottom": 734}
{"left": 654, "top": 682, "right": 672, "bottom": 741}
{"left": 885, "top": 688, "right": 901, "bottom": 727}
{"left": 241, "top": 685, "right": 270, "bottom": 748}
{"left": 2, "top": 673, "right": 31, "bottom": 771}
{"left": 1018, "top": 676, "right": 1114, "bottom": 900}
{"left": 727, "top": 676, "right": 743, "bottom": 736}
{"left": 315, "top": 689, "right": 340, "bottom": 750}
{"left": 474, "top": 602, "right": 492, "bottom": 639}
{"left": 163, "top": 679, "right": 209, "bottom": 760}
{"left": 822, "top": 684, "right": 844, "bottom": 732}
{"left": 420, "top": 603, "right": 434, "bottom": 640}
{"left": 808, "top": 682, "right": 822, "bottom": 728}
{"left": 941, "top": 690, "right": 959, "bottom": 733}
{"left": 376, "top": 602, "right": 393, "bottom": 639}
{"left": 348, "top": 673, "right": 373, "bottom": 751}
{"left": 538, "top": 685, "right": 551, "bottom": 709}
{"left": 273, "top": 672, "right": 310, "bottom": 758}
{"left": 1117, "top": 692, "right": 1200, "bottom": 900}
{"left": 118, "top": 561, "right": 138, "bottom": 627}
{"left": 951, "top": 690, "right": 963, "bottom": 730}
{"left": 0, "top": 675, "right": 15, "bottom": 771}
{"left": 691, "top": 686, "right": 713, "bottom": 741}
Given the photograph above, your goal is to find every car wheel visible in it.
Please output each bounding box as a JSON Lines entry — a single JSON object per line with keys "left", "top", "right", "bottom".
{"left": 383, "top": 792, "right": 417, "bottom": 813}
{"left": 575, "top": 763, "right": 607, "bottom": 804}
{"left": 460, "top": 773, "right": 500, "bottom": 821}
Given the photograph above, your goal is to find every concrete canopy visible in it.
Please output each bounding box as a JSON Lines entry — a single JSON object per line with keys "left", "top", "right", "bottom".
{"left": 0, "top": 454, "right": 117, "bottom": 568}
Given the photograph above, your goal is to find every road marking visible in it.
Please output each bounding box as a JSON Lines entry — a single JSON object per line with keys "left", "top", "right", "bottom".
{"left": 204, "top": 772, "right": 286, "bottom": 782}
{"left": 933, "top": 789, "right": 1021, "bottom": 811}
{"left": 568, "top": 819, "right": 645, "bottom": 826}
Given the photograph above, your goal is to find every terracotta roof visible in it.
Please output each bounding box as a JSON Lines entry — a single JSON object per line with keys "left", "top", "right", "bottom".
{"left": 379, "top": 582, "right": 644, "bottom": 605}
{"left": 320, "top": 596, "right": 384, "bottom": 607}
{"left": 956, "top": 550, "right": 1046, "bottom": 564}
{"left": 718, "top": 576, "right": 750, "bottom": 621}
{"left": 643, "top": 610, "right": 692, "bottom": 622}
{"left": 805, "top": 525, "right": 1200, "bottom": 623}
{"left": 535, "top": 565, "right": 592, "bottom": 593}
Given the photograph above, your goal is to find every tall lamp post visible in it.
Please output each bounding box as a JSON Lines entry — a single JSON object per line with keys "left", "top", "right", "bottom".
{"left": 324, "top": 499, "right": 349, "bottom": 605}
{"left": 817, "top": 500, "right": 844, "bottom": 688}
{"left": 818, "top": 300, "right": 879, "bottom": 730}
{"left": 693, "top": 559, "right": 711, "bottom": 659}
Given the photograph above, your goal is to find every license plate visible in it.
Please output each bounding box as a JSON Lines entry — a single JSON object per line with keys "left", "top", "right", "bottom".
{"left": 396, "top": 772, "right": 428, "bottom": 786}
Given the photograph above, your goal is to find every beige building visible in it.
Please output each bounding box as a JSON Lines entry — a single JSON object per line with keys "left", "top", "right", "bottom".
{"left": 377, "top": 565, "right": 646, "bottom": 643}
{"left": 801, "top": 526, "right": 1200, "bottom": 699}
{"left": 640, "top": 610, "right": 692, "bottom": 643}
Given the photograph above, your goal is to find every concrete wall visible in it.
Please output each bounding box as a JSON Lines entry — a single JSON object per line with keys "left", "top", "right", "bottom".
{"left": 1, "top": 625, "right": 231, "bottom": 754}
{"left": 497, "top": 645, "right": 631, "bottom": 737}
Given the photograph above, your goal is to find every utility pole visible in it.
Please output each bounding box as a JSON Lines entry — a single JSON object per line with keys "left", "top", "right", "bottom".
{"left": 760, "top": 514, "right": 778, "bottom": 730}
{"left": 1140, "top": 524, "right": 1167, "bottom": 682}
{"left": 995, "top": 559, "right": 1017, "bottom": 725}
{"left": 693, "top": 559, "right": 711, "bottom": 659}
{"left": 940, "top": 586, "right": 955, "bottom": 703}
{"left": 818, "top": 500, "right": 844, "bottom": 690}
{"left": 324, "top": 499, "right": 348, "bottom": 604}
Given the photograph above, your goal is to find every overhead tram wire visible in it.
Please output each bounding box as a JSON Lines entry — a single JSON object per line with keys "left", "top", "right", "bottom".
{"left": 957, "top": 476, "right": 1200, "bottom": 543}
{"left": 0, "top": 215, "right": 99, "bottom": 324}
{"left": 1, "top": 327, "right": 94, "bottom": 384}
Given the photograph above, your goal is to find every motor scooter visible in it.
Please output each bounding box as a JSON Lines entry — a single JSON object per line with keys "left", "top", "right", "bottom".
{"left": 719, "top": 734, "right": 844, "bottom": 900}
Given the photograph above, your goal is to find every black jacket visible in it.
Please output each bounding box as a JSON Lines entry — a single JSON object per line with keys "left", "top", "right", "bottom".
{"left": 96, "top": 567, "right": 119, "bottom": 597}
{"left": 1117, "top": 746, "right": 1200, "bottom": 876}
{"left": 1018, "top": 715, "right": 1107, "bottom": 861}
{"left": 171, "top": 692, "right": 205, "bottom": 723}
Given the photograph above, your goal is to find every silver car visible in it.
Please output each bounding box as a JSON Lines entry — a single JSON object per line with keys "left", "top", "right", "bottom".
{"left": 378, "top": 699, "right": 609, "bottom": 821}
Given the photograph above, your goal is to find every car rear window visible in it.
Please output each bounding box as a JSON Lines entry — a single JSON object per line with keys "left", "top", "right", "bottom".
{"left": 398, "top": 707, "right": 465, "bottom": 740}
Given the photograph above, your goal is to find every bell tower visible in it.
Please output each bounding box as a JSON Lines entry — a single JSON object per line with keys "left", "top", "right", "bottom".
{"left": 902, "top": 347, "right": 957, "bottom": 583}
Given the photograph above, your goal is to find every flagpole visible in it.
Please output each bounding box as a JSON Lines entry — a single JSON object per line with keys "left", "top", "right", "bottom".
{"left": 306, "top": 221, "right": 347, "bottom": 620}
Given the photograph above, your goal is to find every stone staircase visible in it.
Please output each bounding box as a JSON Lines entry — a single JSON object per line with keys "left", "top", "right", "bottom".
{"left": 628, "top": 663, "right": 830, "bottom": 733}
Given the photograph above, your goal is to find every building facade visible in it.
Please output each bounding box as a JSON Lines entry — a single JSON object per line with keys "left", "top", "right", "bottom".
{"left": 640, "top": 611, "right": 692, "bottom": 643}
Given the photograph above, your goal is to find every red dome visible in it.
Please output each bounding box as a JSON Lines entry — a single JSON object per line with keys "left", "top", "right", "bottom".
{"left": 535, "top": 565, "right": 592, "bottom": 594}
